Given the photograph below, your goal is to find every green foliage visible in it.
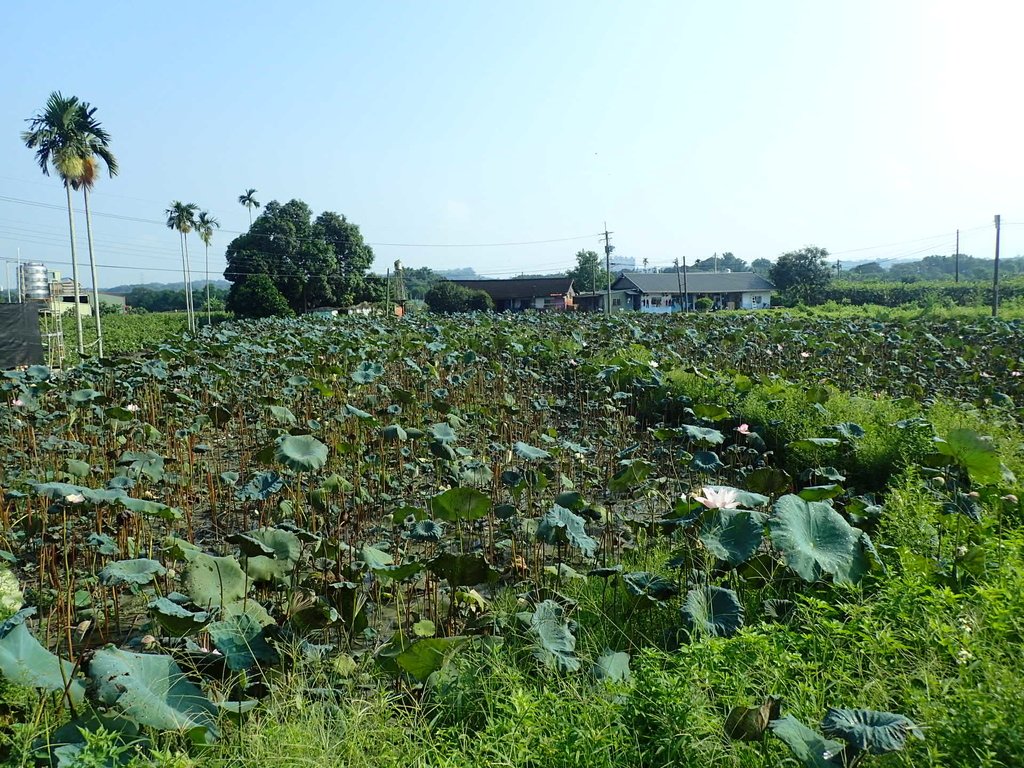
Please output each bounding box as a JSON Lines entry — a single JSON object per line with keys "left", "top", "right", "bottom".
{"left": 770, "top": 246, "right": 833, "bottom": 304}
{"left": 226, "top": 274, "right": 294, "bottom": 318}
{"left": 565, "top": 249, "right": 610, "bottom": 292}
{"left": 424, "top": 281, "right": 494, "bottom": 313}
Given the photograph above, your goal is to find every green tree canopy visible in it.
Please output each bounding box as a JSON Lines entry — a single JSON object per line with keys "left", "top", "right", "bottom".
{"left": 565, "top": 250, "right": 610, "bottom": 292}
{"left": 769, "top": 246, "right": 833, "bottom": 304}
{"left": 751, "top": 258, "right": 772, "bottom": 277}
{"left": 226, "top": 274, "right": 294, "bottom": 318}
{"left": 424, "top": 282, "right": 494, "bottom": 313}
{"left": 690, "top": 252, "right": 750, "bottom": 272}
{"left": 223, "top": 200, "right": 375, "bottom": 313}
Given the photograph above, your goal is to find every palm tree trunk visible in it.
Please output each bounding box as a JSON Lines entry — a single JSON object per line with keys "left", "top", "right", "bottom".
{"left": 64, "top": 182, "right": 85, "bottom": 355}
{"left": 82, "top": 188, "right": 104, "bottom": 357}
{"left": 205, "top": 242, "right": 211, "bottom": 326}
{"left": 178, "top": 231, "right": 190, "bottom": 330}
{"left": 183, "top": 234, "right": 195, "bottom": 332}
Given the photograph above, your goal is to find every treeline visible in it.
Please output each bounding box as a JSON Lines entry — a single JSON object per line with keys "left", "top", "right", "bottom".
{"left": 820, "top": 278, "right": 1024, "bottom": 307}
{"left": 845, "top": 254, "right": 1024, "bottom": 282}
{"left": 124, "top": 286, "right": 228, "bottom": 312}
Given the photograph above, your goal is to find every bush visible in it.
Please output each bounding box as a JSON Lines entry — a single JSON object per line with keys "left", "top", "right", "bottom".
{"left": 226, "top": 275, "right": 295, "bottom": 318}
{"left": 694, "top": 297, "right": 714, "bottom": 312}
{"left": 424, "top": 282, "right": 494, "bottom": 313}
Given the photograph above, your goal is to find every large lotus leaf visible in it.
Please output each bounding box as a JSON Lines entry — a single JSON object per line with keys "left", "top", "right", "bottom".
{"left": 268, "top": 405, "right": 296, "bottom": 425}
{"left": 206, "top": 613, "right": 279, "bottom": 671}
{"left": 681, "top": 424, "right": 725, "bottom": 445}
{"left": 692, "top": 404, "right": 730, "bottom": 421}
{"left": 99, "top": 559, "right": 166, "bottom": 587}
{"left": 608, "top": 459, "right": 654, "bottom": 493}
{"left": 820, "top": 708, "right": 924, "bottom": 755}
{"left": 699, "top": 509, "right": 764, "bottom": 566}
{"left": 31, "top": 481, "right": 90, "bottom": 500}
{"left": 788, "top": 438, "right": 841, "bottom": 451}
{"left": 351, "top": 361, "right": 384, "bottom": 384}
{"left": 832, "top": 422, "right": 866, "bottom": 440}
{"left": 409, "top": 520, "right": 445, "bottom": 542}
{"left": 936, "top": 429, "right": 1007, "bottom": 484}
{"left": 275, "top": 434, "right": 328, "bottom": 472}
{"left": 681, "top": 585, "right": 744, "bottom": 638}
{"left": 430, "top": 487, "right": 491, "bottom": 522}
{"left": 220, "top": 598, "right": 275, "bottom": 628}
{"left": 798, "top": 484, "right": 845, "bottom": 502}
{"left": 514, "top": 441, "right": 552, "bottom": 461}
{"left": 394, "top": 636, "right": 468, "bottom": 682}
{"left": 148, "top": 598, "right": 212, "bottom": 638}
{"left": 184, "top": 552, "right": 248, "bottom": 608}
{"left": 427, "top": 552, "right": 500, "bottom": 587}
{"left": 0, "top": 610, "right": 85, "bottom": 707}
{"left": 116, "top": 497, "right": 182, "bottom": 521}
{"left": 382, "top": 424, "right": 407, "bottom": 443}
{"left": 86, "top": 647, "right": 217, "bottom": 738}
{"left": 357, "top": 544, "right": 393, "bottom": 570}
{"left": 241, "top": 528, "right": 302, "bottom": 582}
{"left": 592, "top": 650, "right": 631, "bottom": 682}
{"left": 769, "top": 495, "right": 868, "bottom": 585}
{"left": 690, "top": 451, "right": 725, "bottom": 473}
{"left": 530, "top": 600, "right": 580, "bottom": 673}
{"left": 622, "top": 571, "right": 679, "bottom": 604}
{"left": 536, "top": 505, "right": 598, "bottom": 558}
{"left": 769, "top": 715, "right": 844, "bottom": 768}
{"left": 429, "top": 423, "right": 458, "bottom": 444}
{"left": 235, "top": 471, "right": 284, "bottom": 502}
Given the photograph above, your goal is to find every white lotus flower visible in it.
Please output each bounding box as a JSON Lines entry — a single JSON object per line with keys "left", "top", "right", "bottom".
{"left": 692, "top": 486, "right": 740, "bottom": 510}
{"left": 64, "top": 493, "right": 86, "bottom": 504}
{"left": 126, "top": 404, "right": 140, "bottom": 413}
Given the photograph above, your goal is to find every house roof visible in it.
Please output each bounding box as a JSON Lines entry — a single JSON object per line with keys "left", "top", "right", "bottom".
{"left": 451, "top": 277, "right": 575, "bottom": 300}
{"left": 612, "top": 271, "right": 774, "bottom": 294}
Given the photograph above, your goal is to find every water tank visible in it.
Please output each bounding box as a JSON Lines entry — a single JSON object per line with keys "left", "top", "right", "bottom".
{"left": 20, "top": 262, "right": 50, "bottom": 301}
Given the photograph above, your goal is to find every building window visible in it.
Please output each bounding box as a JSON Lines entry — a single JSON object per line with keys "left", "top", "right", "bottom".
{"left": 612, "top": 298, "right": 621, "bottom": 307}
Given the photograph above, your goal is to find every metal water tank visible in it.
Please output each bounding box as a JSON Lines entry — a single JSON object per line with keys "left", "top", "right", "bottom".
{"left": 20, "top": 262, "right": 50, "bottom": 301}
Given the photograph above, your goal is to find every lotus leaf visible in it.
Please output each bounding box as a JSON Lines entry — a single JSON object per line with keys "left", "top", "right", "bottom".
{"left": 530, "top": 600, "right": 579, "bottom": 673}
{"left": 184, "top": 552, "right": 248, "bottom": 608}
{"left": 0, "top": 610, "right": 85, "bottom": 707}
{"left": 536, "top": 505, "right": 598, "bottom": 558}
{"left": 206, "top": 613, "right": 279, "bottom": 671}
{"left": 681, "top": 585, "right": 743, "bottom": 638}
{"left": 86, "top": 647, "right": 218, "bottom": 738}
{"left": 820, "top": 708, "right": 924, "bottom": 755}
{"left": 275, "top": 434, "right": 329, "bottom": 472}
{"left": 769, "top": 495, "right": 868, "bottom": 584}
{"left": 99, "top": 559, "right": 166, "bottom": 587}
{"left": 430, "top": 486, "right": 491, "bottom": 521}
{"left": 699, "top": 509, "right": 764, "bottom": 566}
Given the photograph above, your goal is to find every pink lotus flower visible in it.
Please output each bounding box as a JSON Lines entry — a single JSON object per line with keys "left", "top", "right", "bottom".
{"left": 735, "top": 423, "right": 751, "bottom": 435}
{"left": 692, "top": 486, "right": 740, "bottom": 510}
{"left": 11, "top": 399, "right": 24, "bottom": 407}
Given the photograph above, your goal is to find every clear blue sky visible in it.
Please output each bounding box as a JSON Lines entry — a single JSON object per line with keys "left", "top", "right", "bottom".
{"left": 1, "top": 0, "right": 1021, "bottom": 287}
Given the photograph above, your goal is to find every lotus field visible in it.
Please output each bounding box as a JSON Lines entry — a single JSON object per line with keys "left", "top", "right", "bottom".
{"left": 1, "top": 311, "right": 1023, "bottom": 767}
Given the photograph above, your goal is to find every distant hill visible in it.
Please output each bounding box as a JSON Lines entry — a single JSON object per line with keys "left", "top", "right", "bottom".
{"left": 104, "top": 280, "right": 231, "bottom": 294}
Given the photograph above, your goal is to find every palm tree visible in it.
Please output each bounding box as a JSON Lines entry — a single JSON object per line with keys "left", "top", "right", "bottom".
{"left": 238, "top": 188, "right": 260, "bottom": 228}
{"left": 196, "top": 211, "right": 220, "bottom": 325}
{"left": 69, "top": 100, "right": 117, "bottom": 358}
{"left": 21, "top": 92, "right": 89, "bottom": 354}
{"left": 165, "top": 201, "right": 199, "bottom": 331}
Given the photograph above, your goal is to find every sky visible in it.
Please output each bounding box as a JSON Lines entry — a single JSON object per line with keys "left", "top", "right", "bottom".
{"left": 1, "top": 0, "right": 1022, "bottom": 288}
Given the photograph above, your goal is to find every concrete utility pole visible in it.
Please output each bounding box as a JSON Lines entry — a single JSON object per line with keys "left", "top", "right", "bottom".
{"left": 713, "top": 251, "right": 718, "bottom": 273}
{"left": 682, "top": 256, "right": 689, "bottom": 312}
{"left": 992, "top": 215, "right": 1001, "bottom": 317}
{"left": 674, "top": 258, "right": 683, "bottom": 313}
{"left": 954, "top": 229, "right": 960, "bottom": 283}
{"left": 600, "top": 225, "right": 614, "bottom": 315}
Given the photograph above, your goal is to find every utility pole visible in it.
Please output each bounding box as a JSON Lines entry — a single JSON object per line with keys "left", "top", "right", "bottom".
{"left": 954, "top": 229, "right": 960, "bottom": 283}
{"left": 674, "top": 258, "right": 683, "bottom": 313}
{"left": 713, "top": 251, "right": 718, "bottom": 273}
{"left": 600, "top": 225, "right": 613, "bottom": 315}
{"left": 682, "top": 256, "right": 689, "bottom": 312}
{"left": 835, "top": 260, "right": 842, "bottom": 277}
{"left": 992, "top": 215, "right": 1001, "bottom": 317}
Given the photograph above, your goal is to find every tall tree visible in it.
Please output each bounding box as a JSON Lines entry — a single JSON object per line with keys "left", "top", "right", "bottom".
{"left": 21, "top": 92, "right": 92, "bottom": 354}
{"left": 750, "top": 258, "right": 772, "bottom": 277}
{"left": 565, "top": 249, "right": 610, "bottom": 292}
{"left": 769, "top": 246, "right": 833, "bottom": 305}
{"left": 238, "top": 188, "right": 260, "bottom": 228}
{"left": 165, "top": 201, "right": 199, "bottom": 331}
{"left": 224, "top": 200, "right": 375, "bottom": 313}
{"left": 196, "top": 211, "right": 220, "bottom": 324}
{"left": 68, "top": 101, "right": 118, "bottom": 357}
